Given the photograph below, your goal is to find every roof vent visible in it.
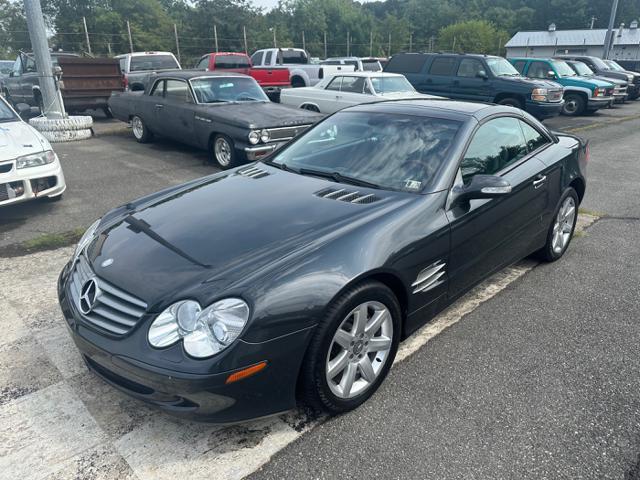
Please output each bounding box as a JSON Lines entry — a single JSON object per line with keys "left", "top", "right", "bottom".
{"left": 238, "top": 165, "right": 269, "bottom": 179}
{"left": 548, "top": 23, "right": 556, "bottom": 32}
{"left": 315, "top": 187, "right": 380, "bottom": 205}
{"left": 631, "top": 20, "right": 639, "bottom": 29}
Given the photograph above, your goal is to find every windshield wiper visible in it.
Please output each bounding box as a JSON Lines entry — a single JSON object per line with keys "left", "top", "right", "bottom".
{"left": 298, "top": 167, "right": 381, "bottom": 189}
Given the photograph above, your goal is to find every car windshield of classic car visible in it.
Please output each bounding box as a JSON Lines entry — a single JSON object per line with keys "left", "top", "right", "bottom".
{"left": 370, "top": 76, "right": 416, "bottom": 94}
{"left": 270, "top": 111, "right": 461, "bottom": 193}
{"left": 190, "top": 76, "right": 269, "bottom": 103}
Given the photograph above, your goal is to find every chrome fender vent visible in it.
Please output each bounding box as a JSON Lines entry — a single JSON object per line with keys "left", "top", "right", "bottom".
{"left": 412, "top": 261, "right": 446, "bottom": 294}
{"left": 315, "top": 188, "right": 380, "bottom": 204}
{"left": 238, "top": 166, "right": 270, "bottom": 179}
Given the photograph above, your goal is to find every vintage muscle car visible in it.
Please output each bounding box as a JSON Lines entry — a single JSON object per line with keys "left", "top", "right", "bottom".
{"left": 108, "top": 71, "right": 322, "bottom": 169}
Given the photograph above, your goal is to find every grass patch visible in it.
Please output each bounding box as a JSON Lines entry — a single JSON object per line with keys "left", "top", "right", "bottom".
{"left": 573, "top": 230, "right": 586, "bottom": 238}
{"left": 0, "top": 227, "right": 84, "bottom": 257}
{"left": 578, "top": 208, "right": 604, "bottom": 218}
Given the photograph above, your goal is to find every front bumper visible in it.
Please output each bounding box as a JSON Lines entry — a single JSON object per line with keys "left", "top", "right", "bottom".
{"left": 57, "top": 263, "right": 314, "bottom": 423}
{"left": 243, "top": 142, "right": 286, "bottom": 161}
{"left": 525, "top": 100, "right": 564, "bottom": 119}
{"left": 587, "top": 96, "right": 614, "bottom": 110}
{"left": 0, "top": 157, "right": 66, "bottom": 207}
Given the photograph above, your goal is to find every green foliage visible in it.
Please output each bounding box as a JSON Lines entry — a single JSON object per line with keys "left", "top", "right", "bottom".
{"left": 437, "top": 20, "right": 509, "bottom": 55}
{"left": 0, "top": 0, "right": 28, "bottom": 57}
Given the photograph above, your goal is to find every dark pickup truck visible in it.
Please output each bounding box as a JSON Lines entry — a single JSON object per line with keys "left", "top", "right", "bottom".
{"left": 1, "top": 53, "right": 123, "bottom": 115}
{"left": 384, "top": 53, "right": 564, "bottom": 119}
{"left": 108, "top": 71, "right": 321, "bottom": 169}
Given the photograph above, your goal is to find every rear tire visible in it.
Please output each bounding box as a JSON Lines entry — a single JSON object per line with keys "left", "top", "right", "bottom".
{"left": 301, "top": 104, "right": 320, "bottom": 112}
{"left": 299, "top": 281, "right": 401, "bottom": 414}
{"left": 291, "top": 77, "right": 306, "bottom": 88}
{"left": 131, "top": 115, "right": 153, "bottom": 143}
{"left": 562, "top": 93, "right": 586, "bottom": 116}
{"left": 535, "top": 188, "right": 579, "bottom": 262}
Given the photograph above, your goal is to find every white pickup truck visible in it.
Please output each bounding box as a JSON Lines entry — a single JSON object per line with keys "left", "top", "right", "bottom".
{"left": 250, "top": 48, "right": 354, "bottom": 88}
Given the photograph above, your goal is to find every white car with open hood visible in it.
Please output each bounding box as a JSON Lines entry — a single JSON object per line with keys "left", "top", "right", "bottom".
{"left": 280, "top": 71, "right": 442, "bottom": 114}
{"left": 0, "top": 97, "right": 66, "bottom": 206}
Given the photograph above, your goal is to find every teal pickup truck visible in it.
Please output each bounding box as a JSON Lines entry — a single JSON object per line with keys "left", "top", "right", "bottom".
{"left": 509, "top": 57, "right": 615, "bottom": 116}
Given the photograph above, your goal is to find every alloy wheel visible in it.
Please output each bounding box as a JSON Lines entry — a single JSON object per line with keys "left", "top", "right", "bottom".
{"left": 132, "top": 116, "right": 144, "bottom": 139}
{"left": 214, "top": 137, "right": 231, "bottom": 167}
{"left": 552, "top": 196, "right": 576, "bottom": 254}
{"left": 325, "top": 301, "right": 393, "bottom": 399}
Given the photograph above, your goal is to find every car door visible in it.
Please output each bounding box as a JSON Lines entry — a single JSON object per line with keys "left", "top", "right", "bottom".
{"left": 155, "top": 79, "right": 196, "bottom": 145}
{"left": 320, "top": 76, "right": 347, "bottom": 113}
{"left": 453, "top": 58, "right": 493, "bottom": 101}
{"left": 422, "top": 56, "right": 458, "bottom": 97}
{"left": 336, "top": 76, "right": 371, "bottom": 109}
{"left": 446, "top": 115, "right": 549, "bottom": 298}
{"left": 139, "top": 79, "right": 165, "bottom": 133}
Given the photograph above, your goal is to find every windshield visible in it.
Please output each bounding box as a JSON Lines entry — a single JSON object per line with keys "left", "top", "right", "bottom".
{"left": 190, "top": 77, "right": 268, "bottom": 103}
{"left": 370, "top": 76, "right": 416, "bottom": 94}
{"left": 215, "top": 55, "right": 250, "bottom": 69}
{"left": 0, "top": 97, "right": 18, "bottom": 122}
{"left": 552, "top": 60, "right": 577, "bottom": 77}
{"left": 269, "top": 111, "right": 461, "bottom": 193}
{"left": 590, "top": 57, "right": 609, "bottom": 70}
{"left": 130, "top": 55, "right": 179, "bottom": 72}
{"left": 605, "top": 60, "right": 624, "bottom": 71}
{"left": 570, "top": 61, "right": 593, "bottom": 76}
{"left": 487, "top": 57, "right": 520, "bottom": 76}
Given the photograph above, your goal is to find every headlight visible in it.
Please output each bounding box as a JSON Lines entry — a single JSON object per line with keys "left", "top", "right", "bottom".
{"left": 531, "top": 88, "right": 548, "bottom": 102}
{"left": 16, "top": 150, "right": 56, "bottom": 169}
{"left": 148, "top": 298, "right": 250, "bottom": 358}
{"left": 594, "top": 88, "right": 605, "bottom": 97}
{"left": 627, "top": 74, "right": 634, "bottom": 82}
{"left": 260, "top": 129, "right": 270, "bottom": 143}
{"left": 72, "top": 218, "right": 101, "bottom": 263}
{"left": 248, "top": 130, "right": 260, "bottom": 145}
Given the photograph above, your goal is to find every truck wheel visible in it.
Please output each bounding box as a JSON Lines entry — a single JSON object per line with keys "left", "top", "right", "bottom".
{"left": 209, "top": 134, "right": 237, "bottom": 170}
{"left": 562, "top": 93, "right": 586, "bottom": 116}
{"left": 131, "top": 115, "right": 153, "bottom": 143}
{"left": 29, "top": 116, "right": 93, "bottom": 131}
{"left": 497, "top": 97, "right": 523, "bottom": 109}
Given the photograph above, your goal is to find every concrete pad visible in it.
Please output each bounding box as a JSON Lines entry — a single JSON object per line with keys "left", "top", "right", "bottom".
{"left": 35, "top": 323, "right": 86, "bottom": 379}
{"left": 0, "top": 294, "right": 31, "bottom": 346}
{"left": 44, "top": 443, "right": 138, "bottom": 480}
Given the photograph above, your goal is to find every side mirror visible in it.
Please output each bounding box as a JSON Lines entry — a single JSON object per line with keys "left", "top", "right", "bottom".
{"left": 451, "top": 174, "right": 512, "bottom": 206}
{"left": 476, "top": 70, "right": 488, "bottom": 80}
{"left": 547, "top": 70, "right": 556, "bottom": 79}
{"left": 15, "top": 103, "right": 31, "bottom": 116}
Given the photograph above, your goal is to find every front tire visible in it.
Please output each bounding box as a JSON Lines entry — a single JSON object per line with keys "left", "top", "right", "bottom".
{"left": 131, "top": 115, "right": 153, "bottom": 143}
{"left": 536, "top": 188, "right": 579, "bottom": 262}
{"left": 497, "top": 97, "right": 523, "bottom": 109}
{"left": 209, "top": 134, "right": 238, "bottom": 169}
{"left": 562, "top": 93, "right": 586, "bottom": 116}
{"left": 300, "top": 281, "right": 401, "bottom": 414}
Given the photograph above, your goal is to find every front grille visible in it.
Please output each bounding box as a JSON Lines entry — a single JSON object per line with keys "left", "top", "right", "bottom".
{"left": 615, "top": 86, "right": 627, "bottom": 95}
{"left": 547, "top": 89, "right": 563, "bottom": 102}
{"left": 0, "top": 162, "right": 12, "bottom": 174}
{"left": 315, "top": 187, "right": 380, "bottom": 204}
{"left": 68, "top": 255, "right": 148, "bottom": 335}
{"left": 266, "top": 124, "right": 312, "bottom": 143}
{"left": 605, "top": 87, "right": 614, "bottom": 96}
{"left": 0, "top": 184, "right": 8, "bottom": 202}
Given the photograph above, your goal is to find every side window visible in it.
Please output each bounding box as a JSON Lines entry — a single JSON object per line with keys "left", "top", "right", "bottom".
{"left": 519, "top": 120, "right": 549, "bottom": 152}
{"left": 428, "top": 57, "right": 458, "bottom": 76}
{"left": 461, "top": 117, "right": 529, "bottom": 183}
{"left": 456, "top": 59, "right": 484, "bottom": 78}
{"left": 251, "top": 51, "right": 264, "bottom": 66}
{"left": 527, "top": 61, "right": 551, "bottom": 79}
{"left": 164, "top": 79, "right": 188, "bottom": 101}
{"left": 118, "top": 57, "right": 127, "bottom": 72}
{"left": 325, "top": 77, "right": 342, "bottom": 91}
{"left": 12, "top": 57, "right": 22, "bottom": 76}
{"left": 24, "top": 56, "right": 37, "bottom": 73}
{"left": 340, "top": 76, "right": 366, "bottom": 93}
{"left": 150, "top": 80, "right": 164, "bottom": 97}
{"left": 265, "top": 51, "right": 273, "bottom": 65}
{"left": 512, "top": 60, "right": 526, "bottom": 74}
{"left": 195, "top": 56, "right": 209, "bottom": 70}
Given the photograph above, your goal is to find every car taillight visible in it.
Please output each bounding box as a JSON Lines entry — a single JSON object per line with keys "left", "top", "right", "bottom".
{"left": 122, "top": 74, "right": 128, "bottom": 90}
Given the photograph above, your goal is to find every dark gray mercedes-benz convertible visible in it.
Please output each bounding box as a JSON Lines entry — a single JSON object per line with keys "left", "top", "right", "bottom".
{"left": 58, "top": 99, "right": 587, "bottom": 423}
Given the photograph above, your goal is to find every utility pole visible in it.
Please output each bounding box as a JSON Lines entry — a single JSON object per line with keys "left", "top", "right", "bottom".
{"left": 243, "top": 26, "right": 248, "bottom": 54}
{"left": 214, "top": 25, "right": 219, "bottom": 52}
{"left": 82, "top": 16, "right": 92, "bottom": 55}
{"left": 369, "top": 30, "right": 373, "bottom": 57}
{"left": 388, "top": 33, "right": 391, "bottom": 57}
{"left": 272, "top": 27, "right": 277, "bottom": 48}
{"left": 24, "top": 0, "right": 65, "bottom": 118}
{"left": 409, "top": 33, "right": 413, "bottom": 52}
{"left": 452, "top": 36, "right": 456, "bottom": 53}
{"left": 324, "top": 31, "right": 327, "bottom": 58}
{"left": 347, "top": 31, "right": 350, "bottom": 57}
{"left": 173, "top": 24, "right": 181, "bottom": 64}
{"left": 302, "top": 31, "right": 306, "bottom": 52}
{"left": 127, "top": 20, "right": 133, "bottom": 52}
{"left": 107, "top": 42, "right": 112, "bottom": 56}
{"left": 603, "top": 0, "right": 620, "bottom": 59}
{"left": 590, "top": 16, "right": 597, "bottom": 29}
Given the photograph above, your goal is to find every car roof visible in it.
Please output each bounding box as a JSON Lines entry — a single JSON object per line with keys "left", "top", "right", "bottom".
{"left": 151, "top": 70, "right": 248, "bottom": 80}
{"left": 391, "top": 52, "right": 502, "bottom": 60}
{"left": 330, "top": 71, "right": 404, "bottom": 78}
{"left": 118, "top": 51, "right": 175, "bottom": 58}
{"left": 345, "top": 99, "right": 516, "bottom": 121}
{"left": 510, "top": 57, "right": 554, "bottom": 62}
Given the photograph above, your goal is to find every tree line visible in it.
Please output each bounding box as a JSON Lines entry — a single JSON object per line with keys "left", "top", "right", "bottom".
{"left": 2, "top": 0, "right": 640, "bottom": 65}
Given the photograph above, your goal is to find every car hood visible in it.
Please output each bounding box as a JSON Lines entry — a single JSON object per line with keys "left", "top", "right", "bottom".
{"left": 563, "top": 76, "right": 613, "bottom": 88}
{"left": 195, "top": 102, "right": 322, "bottom": 129}
{"left": 0, "top": 120, "right": 49, "bottom": 161}
{"left": 88, "top": 165, "right": 412, "bottom": 309}
{"left": 505, "top": 76, "right": 563, "bottom": 89}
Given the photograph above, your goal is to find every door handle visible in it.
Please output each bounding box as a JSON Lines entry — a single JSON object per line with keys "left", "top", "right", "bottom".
{"left": 533, "top": 175, "right": 547, "bottom": 189}
{"left": 155, "top": 104, "right": 164, "bottom": 108}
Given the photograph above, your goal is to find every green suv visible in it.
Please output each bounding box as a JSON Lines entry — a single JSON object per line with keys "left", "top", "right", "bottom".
{"left": 509, "top": 58, "right": 615, "bottom": 116}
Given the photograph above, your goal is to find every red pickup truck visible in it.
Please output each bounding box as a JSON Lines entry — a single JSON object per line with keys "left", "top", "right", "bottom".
{"left": 194, "top": 52, "right": 290, "bottom": 100}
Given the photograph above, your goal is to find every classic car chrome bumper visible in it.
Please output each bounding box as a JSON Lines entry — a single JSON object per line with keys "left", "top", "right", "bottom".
{"left": 244, "top": 144, "right": 278, "bottom": 161}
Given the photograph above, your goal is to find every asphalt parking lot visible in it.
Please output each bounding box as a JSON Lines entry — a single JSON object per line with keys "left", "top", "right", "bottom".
{"left": 1, "top": 102, "right": 640, "bottom": 479}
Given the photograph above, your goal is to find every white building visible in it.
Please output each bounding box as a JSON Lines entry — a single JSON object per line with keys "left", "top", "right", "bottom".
{"left": 505, "top": 21, "right": 640, "bottom": 61}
